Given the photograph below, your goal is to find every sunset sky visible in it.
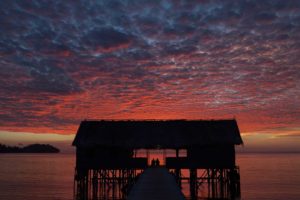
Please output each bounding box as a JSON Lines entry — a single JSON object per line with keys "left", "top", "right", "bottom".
{"left": 0, "top": 0, "right": 299, "bottom": 152}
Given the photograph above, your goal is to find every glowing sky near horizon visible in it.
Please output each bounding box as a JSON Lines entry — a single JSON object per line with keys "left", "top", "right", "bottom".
{"left": 0, "top": 0, "right": 300, "bottom": 146}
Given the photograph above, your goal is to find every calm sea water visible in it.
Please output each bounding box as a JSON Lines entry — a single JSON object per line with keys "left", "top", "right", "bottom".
{"left": 0, "top": 153, "right": 299, "bottom": 200}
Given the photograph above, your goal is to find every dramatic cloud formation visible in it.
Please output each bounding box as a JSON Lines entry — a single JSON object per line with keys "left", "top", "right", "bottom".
{"left": 0, "top": 0, "right": 299, "bottom": 136}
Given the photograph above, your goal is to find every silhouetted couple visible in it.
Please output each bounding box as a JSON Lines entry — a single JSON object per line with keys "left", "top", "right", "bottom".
{"left": 151, "top": 158, "right": 160, "bottom": 167}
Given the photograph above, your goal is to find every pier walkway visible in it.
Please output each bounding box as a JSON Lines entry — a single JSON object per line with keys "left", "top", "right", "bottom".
{"left": 127, "top": 167, "right": 186, "bottom": 200}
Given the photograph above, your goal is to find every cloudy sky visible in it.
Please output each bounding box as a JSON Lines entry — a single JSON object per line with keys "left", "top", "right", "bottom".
{"left": 0, "top": 0, "right": 299, "bottom": 150}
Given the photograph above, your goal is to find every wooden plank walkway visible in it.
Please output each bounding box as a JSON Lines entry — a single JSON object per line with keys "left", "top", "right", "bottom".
{"left": 127, "top": 167, "right": 186, "bottom": 200}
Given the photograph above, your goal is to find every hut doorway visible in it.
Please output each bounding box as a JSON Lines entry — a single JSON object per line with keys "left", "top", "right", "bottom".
{"left": 135, "top": 149, "right": 187, "bottom": 166}
{"left": 135, "top": 149, "right": 167, "bottom": 166}
{"left": 147, "top": 149, "right": 166, "bottom": 166}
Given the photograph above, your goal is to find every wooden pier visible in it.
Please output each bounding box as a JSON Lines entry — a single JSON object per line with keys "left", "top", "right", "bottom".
{"left": 73, "top": 120, "right": 243, "bottom": 200}
{"left": 127, "top": 167, "right": 186, "bottom": 200}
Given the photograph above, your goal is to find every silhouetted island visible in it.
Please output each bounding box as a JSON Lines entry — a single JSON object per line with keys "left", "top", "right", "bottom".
{"left": 0, "top": 143, "right": 60, "bottom": 153}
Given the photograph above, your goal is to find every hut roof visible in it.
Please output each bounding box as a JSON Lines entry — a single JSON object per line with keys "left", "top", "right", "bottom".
{"left": 72, "top": 120, "right": 243, "bottom": 149}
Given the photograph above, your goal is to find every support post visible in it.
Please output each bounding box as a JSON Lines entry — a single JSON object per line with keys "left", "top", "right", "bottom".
{"left": 175, "top": 148, "right": 181, "bottom": 187}
{"left": 189, "top": 168, "right": 197, "bottom": 198}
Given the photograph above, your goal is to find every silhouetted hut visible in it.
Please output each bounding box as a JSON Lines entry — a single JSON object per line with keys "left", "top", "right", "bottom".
{"left": 72, "top": 119, "right": 243, "bottom": 200}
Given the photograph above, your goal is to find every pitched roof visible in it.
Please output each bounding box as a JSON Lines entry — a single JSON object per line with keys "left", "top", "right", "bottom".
{"left": 72, "top": 120, "right": 243, "bottom": 148}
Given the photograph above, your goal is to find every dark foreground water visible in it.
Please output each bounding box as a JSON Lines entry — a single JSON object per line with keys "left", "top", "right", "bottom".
{"left": 0, "top": 153, "right": 299, "bottom": 200}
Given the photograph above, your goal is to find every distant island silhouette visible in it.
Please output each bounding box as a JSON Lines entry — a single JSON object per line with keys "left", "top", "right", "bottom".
{"left": 0, "top": 143, "right": 60, "bottom": 153}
